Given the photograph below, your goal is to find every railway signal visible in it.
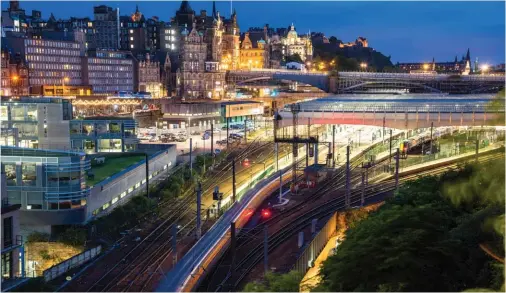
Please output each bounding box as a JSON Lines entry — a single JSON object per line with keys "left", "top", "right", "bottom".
{"left": 242, "top": 158, "right": 250, "bottom": 167}
{"left": 261, "top": 208, "right": 271, "bottom": 218}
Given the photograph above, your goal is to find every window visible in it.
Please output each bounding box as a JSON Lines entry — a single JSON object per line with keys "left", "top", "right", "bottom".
{"left": 22, "top": 163, "right": 36, "bottom": 186}
{"left": 102, "top": 203, "right": 110, "bottom": 210}
{"left": 3, "top": 216, "right": 13, "bottom": 248}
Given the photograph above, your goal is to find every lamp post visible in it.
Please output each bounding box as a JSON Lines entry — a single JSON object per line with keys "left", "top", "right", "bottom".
{"left": 481, "top": 64, "right": 490, "bottom": 75}
{"left": 360, "top": 63, "right": 367, "bottom": 72}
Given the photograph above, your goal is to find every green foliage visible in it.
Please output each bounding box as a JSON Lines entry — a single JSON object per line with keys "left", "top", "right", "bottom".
{"left": 39, "top": 249, "right": 52, "bottom": 260}
{"left": 285, "top": 53, "right": 303, "bottom": 64}
{"left": 90, "top": 195, "right": 157, "bottom": 236}
{"left": 26, "top": 232, "right": 50, "bottom": 243}
{"left": 243, "top": 271, "right": 304, "bottom": 292}
{"left": 316, "top": 160, "right": 505, "bottom": 292}
{"left": 57, "top": 226, "right": 87, "bottom": 248}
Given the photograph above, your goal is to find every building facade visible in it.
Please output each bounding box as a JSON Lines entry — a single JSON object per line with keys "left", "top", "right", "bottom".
{"left": 239, "top": 32, "right": 268, "bottom": 69}
{"left": 92, "top": 5, "right": 120, "bottom": 50}
{"left": 84, "top": 50, "right": 135, "bottom": 94}
{"left": 276, "top": 24, "right": 312, "bottom": 62}
{"left": 1, "top": 48, "right": 29, "bottom": 96}
{"left": 398, "top": 49, "right": 473, "bottom": 75}
{"left": 0, "top": 97, "right": 138, "bottom": 154}
{"left": 138, "top": 54, "right": 162, "bottom": 98}
{"left": 176, "top": 22, "right": 225, "bottom": 99}
{"left": 221, "top": 9, "right": 240, "bottom": 70}
{"left": 2, "top": 37, "right": 84, "bottom": 92}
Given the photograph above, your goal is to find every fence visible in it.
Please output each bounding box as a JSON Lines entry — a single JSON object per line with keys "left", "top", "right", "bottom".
{"left": 293, "top": 212, "right": 338, "bottom": 275}
{"left": 42, "top": 245, "right": 102, "bottom": 282}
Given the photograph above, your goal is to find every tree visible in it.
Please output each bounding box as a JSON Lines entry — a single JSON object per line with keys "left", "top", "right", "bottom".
{"left": 316, "top": 163, "right": 505, "bottom": 292}
{"left": 285, "top": 53, "right": 303, "bottom": 64}
{"left": 329, "top": 36, "right": 338, "bottom": 44}
{"left": 243, "top": 271, "right": 303, "bottom": 292}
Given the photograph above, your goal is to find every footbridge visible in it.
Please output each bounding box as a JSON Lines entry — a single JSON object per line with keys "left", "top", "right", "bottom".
{"left": 225, "top": 70, "right": 505, "bottom": 94}
{"left": 275, "top": 94, "right": 504, "bottom": 130}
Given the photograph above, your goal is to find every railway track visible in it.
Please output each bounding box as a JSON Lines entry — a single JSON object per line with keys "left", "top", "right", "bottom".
{"left": 59, "top": 137, "right": 284, "bottom": 292}
{"left": 207, "top": 151, "right": 504, "bottom": 291}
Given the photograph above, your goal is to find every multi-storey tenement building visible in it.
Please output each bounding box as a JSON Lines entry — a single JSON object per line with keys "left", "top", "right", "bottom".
{"left": 119, "top": 6, "right": 147, "bottom": 54}
{"left": 176, "top": 22, "right": 226, "bottom": 100}
{"left": 239, "top": 32, "right": 268, "bottom": 69}
{"left": 92, "top": 5, "right": 120, "bottom": 50}
{"left": 159, "top": 23, "right": 178, "bottom": 52}
{"left": 221, "top": 9, "right": 240, "bottom": 70}
{"left": 2, "top": 36, "right": 84, "bottom": 92}
{"left": 1, "top": 48, "right": 29, "bottom": 96}
{"left": 138, "top": 54, "right": 162, "bottom": 98}
{"left": 84, "top": 50, "right": 135, "bottom": 94}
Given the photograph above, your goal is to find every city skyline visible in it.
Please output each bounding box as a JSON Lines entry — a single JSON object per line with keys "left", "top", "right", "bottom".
{"left": 2, "top": 1, "right": 504, "bottom": 65}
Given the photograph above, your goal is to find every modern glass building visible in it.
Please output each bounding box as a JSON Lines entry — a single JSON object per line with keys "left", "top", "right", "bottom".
{"left": 1, "top": 147, "right": 90, "bottom": 212}
{"left": 0, "top": 97, "right": 138, "bottom": 153}
{"left": 70, "top": 118, "right": 138, "bottom": 153}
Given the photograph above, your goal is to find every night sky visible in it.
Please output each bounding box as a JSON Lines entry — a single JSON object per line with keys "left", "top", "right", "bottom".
{"left": 3, "top": 1, "right": 505, "bottom": 65}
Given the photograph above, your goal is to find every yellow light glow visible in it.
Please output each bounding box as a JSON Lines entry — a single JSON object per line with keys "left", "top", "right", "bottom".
{"left": 11, "top": 75, "right": 19, "bottom": 81}
{"left": 481, "top": 64, "right": 490, "bottom": 72}
{"left": 423, "top": 64, "right": 429, "bottom": 70}
{"left": 64, "top": 77, "right": 70, "bottom": 82}
{"left": 360, "top": 63, "right": 367, "bottom": 68}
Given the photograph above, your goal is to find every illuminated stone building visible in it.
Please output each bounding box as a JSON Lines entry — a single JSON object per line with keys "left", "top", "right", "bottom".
{"left": 176, "top": 22, "right": 225, "bottom": 100}
{"left": 398, "top": 49, "right": 472, "bottom": 75}
{"left": 221, "top": 9, "right": 240, "bottom": 70}
{"left": 239, "top": 32, "right": 268, "bottom": 69}
{"left": 1, "top": 48, "right": 29, "bottom": 96}
{"left": 269, "top": 23, "right": 312, "bottom": 62}
{"left": 138, "top": 53, "right": 162, "bottom": 98}
{"left": 340, "top": 37, "right": 368, "bottom": 48}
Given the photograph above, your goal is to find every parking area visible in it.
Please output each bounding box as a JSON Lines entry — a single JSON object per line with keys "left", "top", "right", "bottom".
{"left": 138, "top": 121, "right": 264, "bottom": 153}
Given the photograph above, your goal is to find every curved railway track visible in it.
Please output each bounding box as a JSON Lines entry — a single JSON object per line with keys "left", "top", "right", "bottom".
{"left": 205, "top": 151, "right": 504, "bottom": 292}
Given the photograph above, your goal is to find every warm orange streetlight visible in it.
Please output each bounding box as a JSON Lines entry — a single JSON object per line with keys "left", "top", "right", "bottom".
{"left": 12, "top": 75, "right": 19, "bottom": 82}
{"left": 423, "top": 64, "right": 429, "bottom": 70}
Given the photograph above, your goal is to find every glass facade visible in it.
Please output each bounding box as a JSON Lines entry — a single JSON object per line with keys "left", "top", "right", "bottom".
{"left": 0, "top": 147, "right": 90, "bottom": 211}
{"left": 69, "top": 119, "right": 138, "bottom": 153}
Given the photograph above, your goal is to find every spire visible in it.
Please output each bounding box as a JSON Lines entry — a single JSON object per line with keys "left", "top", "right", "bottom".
{"left": 136, "top": 4, "right": 139, "bottom": 13}
{"left": 212, "top": 1, "right": 217, "bottom": 19}
{"left": 178, "top": 0, "right": 194, "bottom": 14}
{"left": 454, "top": 55, "right": 458, "bottom": 63}
{"left": 465, "top": 48, "right": 471, "bottom": 61}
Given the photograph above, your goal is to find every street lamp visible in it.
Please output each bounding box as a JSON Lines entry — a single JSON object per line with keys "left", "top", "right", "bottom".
{"left": 11, "top": 75, "right": 19, "bottom": 96}
{"left": 481, "top": 64, "right": 490, "bottom": 75}
{"left": 360, "top": 63, "right": 367, "bottom": 71}
{"left": 423, "top": 64, "right": 429, "bottom": 71}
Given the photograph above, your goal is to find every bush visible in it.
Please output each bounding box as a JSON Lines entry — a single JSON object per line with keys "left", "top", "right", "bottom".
{"left": 57, "top": 226, "right": 87, "bottom": 248}
{"left": 26, "top": 232, "right": 50, "bottom": 243}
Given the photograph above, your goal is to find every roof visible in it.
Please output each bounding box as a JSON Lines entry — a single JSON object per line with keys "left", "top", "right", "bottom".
{"left": 304, "top": 164, "right": 327, "bottom": 173}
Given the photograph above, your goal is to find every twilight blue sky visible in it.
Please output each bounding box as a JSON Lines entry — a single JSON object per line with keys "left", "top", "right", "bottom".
{"left": 3, "top": 1, "right": 505, "bottom": 64}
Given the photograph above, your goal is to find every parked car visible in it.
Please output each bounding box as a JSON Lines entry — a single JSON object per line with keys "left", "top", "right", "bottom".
{"left": 217, "top": 139, "right": 228, "bottom": 145}
{"left": 190, "top": 131, "right": 201, "bottom": 135}
{"left": 176, "top": 136, "right": 186, "bottom": 142}
{"left": 202, "top": 133, "right": 210, "bottom": 140}
{"left": 205, "top": 129, "right": 220, "bottom": 134}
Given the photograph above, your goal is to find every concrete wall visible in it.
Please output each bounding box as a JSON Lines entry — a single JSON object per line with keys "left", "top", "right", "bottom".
{"left": 85, "top": 145, "right": 177, "bottom": 221}
{"left": 37, "top": 104, "right": 71, "bottom": 150}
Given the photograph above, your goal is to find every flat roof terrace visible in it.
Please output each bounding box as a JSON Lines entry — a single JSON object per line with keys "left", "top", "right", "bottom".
{"left": 86, "top": 154, "right": 145, "bottom": 187}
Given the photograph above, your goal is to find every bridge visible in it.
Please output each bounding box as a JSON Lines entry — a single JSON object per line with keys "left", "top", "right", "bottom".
{"left": 225, "top": 70, "right": 505, "bottom": 94}
{"left": 275, "top": 94, "right": 504, "bottom": 130}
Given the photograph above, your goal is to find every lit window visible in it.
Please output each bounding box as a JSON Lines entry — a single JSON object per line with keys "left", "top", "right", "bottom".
{"left": 129, "top": 29, "right": 133, "bottom": 33}
{"left": 130, "top": 44, "right": 134, "bottom": 48}
{"left": 130, "top": 37, "right": 134, "bottom": 41}
{"left": 112, "top": 197, "right": 119, "bottom": 204}
{"left": 102, "top": 203, "right": 110, "bottom": 210}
